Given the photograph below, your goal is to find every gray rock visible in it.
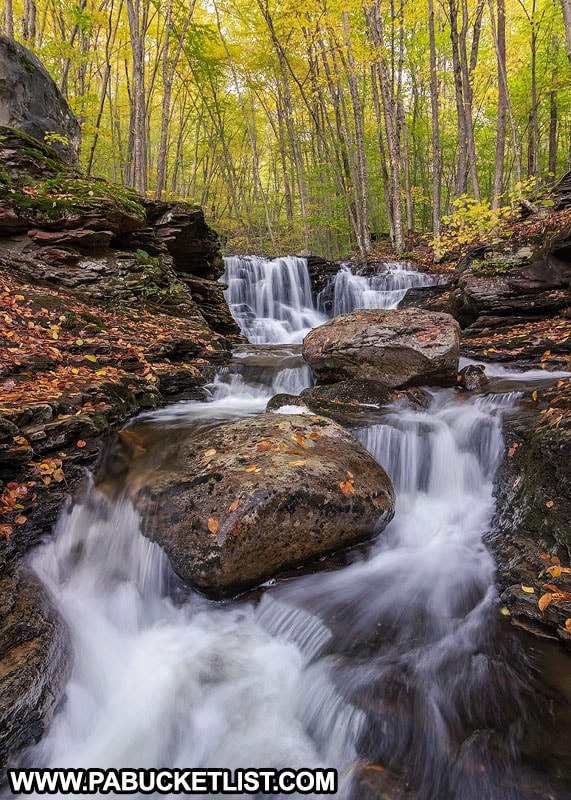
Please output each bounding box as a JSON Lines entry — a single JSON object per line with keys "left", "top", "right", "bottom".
{"left": 129, "top": 413, "right": 395, "bottom": 597}
{"left": 0, "top": 36, "right": 80, "bottom": 162}
{"left": 302, "top": 309, "right": 460, "bottom": 388}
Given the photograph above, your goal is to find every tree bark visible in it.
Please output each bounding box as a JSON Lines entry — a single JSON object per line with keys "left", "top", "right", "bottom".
{"left": 492, "top": 0, "right": 507, "bottom": 208}
{"left": 428, "top": 0, "right": 441, "bottom": 242}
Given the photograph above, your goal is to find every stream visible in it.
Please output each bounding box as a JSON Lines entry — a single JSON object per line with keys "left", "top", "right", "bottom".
{"left": 13, "top": 257, "right": 571, "bottom": 799}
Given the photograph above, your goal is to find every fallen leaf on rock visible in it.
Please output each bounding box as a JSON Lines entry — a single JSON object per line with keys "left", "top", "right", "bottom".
{"left": 547, "top": 565, "right": 562, "bottom": 578}
{"left": 288, "top": 460, "right": 306, "bottom": 466}
{"left": 538, "top": 593, "right": 553, "bottom": 611}
{"left": 229, "top": 499, "right": 240, "bottom": 512}
{"left": 0, "top": 524, "right": 12, "bottom": 539}
{"left": 565, "top": 619, "right": 571, "bottom": 632}
{"left": 507, "top": 443, "right": 519, "bottom": 457}
{"left": 521, "top": 585, "right": 535, "bottom": 593}
{"left": 14, "top": 515, "right": 27, "bottom": 525}
{"left": 76, "top": 440, "right": 86, "bottom": 448}
{"left": 204, "top": 448, "right": 217, "bottom": 458}
{"left": 207, "top": 518, "right": 219, "bottom": 534}
{"left": 546, "top": 500, "right": 554, "bottom": 508}
{"left": 540, "top": 552, "right": 551, "bottom": 560}
{"left": 551, "top": 556, "right": 560, "bottom": 565}
{"left": 245, "top": 465, "right": 258, "bottom": 472}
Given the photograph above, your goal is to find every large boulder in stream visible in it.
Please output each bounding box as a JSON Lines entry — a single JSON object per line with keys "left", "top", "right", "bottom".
{"left": 302, "top": 308, "right": 460, "bottom": 387}
{"left": 130, "top": 414, "right": 395, "bottom": 597}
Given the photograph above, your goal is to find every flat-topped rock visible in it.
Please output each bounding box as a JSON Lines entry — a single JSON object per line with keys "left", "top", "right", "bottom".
{"left": 302, "top": 308, "right": 460, "bottom": 388}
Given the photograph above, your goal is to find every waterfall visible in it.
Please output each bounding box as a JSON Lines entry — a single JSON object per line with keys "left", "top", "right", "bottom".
{"left": 19, "top": 367, "right": 549, "bottom": 799}
{"left": 222, "top": 255, "right": 326, "bottom": 344}
{"left": 317, "top": 262, "right": 445, "bottom": 316}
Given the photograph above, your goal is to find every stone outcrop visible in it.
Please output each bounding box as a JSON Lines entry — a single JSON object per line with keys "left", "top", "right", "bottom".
{"left": 302, "top": 309, "right": 460, "bottom": 388}
{"left": 0, "top": 568, "right": 71, "bottom": 772}
{"left": 0, "top": 128, "right": 242, "bottom": 341}
{"left": 126, "top": 413, "right": 395, "bottom": 596}
{"left": 444, "top": 195, "right": 571, "bottom": 370}
{"left": 0, "top": 36, "right": 80, "bottom": 163}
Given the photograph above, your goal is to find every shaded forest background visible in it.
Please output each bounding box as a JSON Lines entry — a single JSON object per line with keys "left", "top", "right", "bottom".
{"left": 2, "top": 0, "right": 571, "bottom": 257}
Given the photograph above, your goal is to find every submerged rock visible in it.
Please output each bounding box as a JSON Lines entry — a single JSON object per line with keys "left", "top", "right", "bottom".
{"left": 455, "top": 364, "right": 489, "bottom": 391}
{"left": 0, "top": 568, "right": 70, "bottom": 771}
{"left": 130, "top": 413, "right": 395, "bottom": 597}
{"left": 302, "top": 308, "right": 460, "bottom": 388}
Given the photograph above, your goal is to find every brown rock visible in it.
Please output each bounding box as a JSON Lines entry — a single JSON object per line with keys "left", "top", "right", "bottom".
{"left": 128, "top": 413, "right": 395, "bottom": 597}
{"left": 302, "top": 309, "right": 460, "bottom": 388}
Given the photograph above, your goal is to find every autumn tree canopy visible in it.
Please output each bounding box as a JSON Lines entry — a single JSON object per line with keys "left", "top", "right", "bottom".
{"left": 2, "top": 0, "right": 570, "bottom": 256}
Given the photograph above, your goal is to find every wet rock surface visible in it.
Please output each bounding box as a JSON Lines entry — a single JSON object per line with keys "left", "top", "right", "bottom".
{"left": 302, "top": 308, "right": 460, "bottom": 388}
{"left": 489, "top": 378, "right": 571, "bottom": 643}
{"left": 127, "top": 413, "right": 395, "bottom": 597}
{"left": 0, "top": 568, "right": 71, "bottom": 773}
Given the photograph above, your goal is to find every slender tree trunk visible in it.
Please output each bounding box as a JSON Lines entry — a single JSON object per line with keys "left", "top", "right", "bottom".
{"left": 460, "top": 0, "right": 481, "bottom": 200}
{"left": 492, "top": 0, "right": 507, "bottom": 208}
{"left": 428, "top": 0, "right": 441, "bottom": 243}
{"left": 4, "top": 0, "right": 13, "bottom": 38}
{"left": 560, "top": 0, "right": 571, "bottom": 71}
{"left": 549, "top": 91, "right": 558, "bottom": 178}
{"left": 449, "top": 0, "right": 468, "bottom": 196}
{"left": 126, "top": 0, "right": 149, "bottom": 195}
{"left": 371, "top": 65, "right": 394, "bottom": 240}
{"left": 156, "top": 0, "right": 195, "bottom": 200}
{"left": 22, "top": 0, "right": 36, "bottom": 41}
{"left": 343, "top": 10, "right": 372, "bottom": 254}
{"left": 365, "top": 1, "right": 405, "bottom": 252}
{"left": 488, "top": 0, "right": 522, "bottom": 185}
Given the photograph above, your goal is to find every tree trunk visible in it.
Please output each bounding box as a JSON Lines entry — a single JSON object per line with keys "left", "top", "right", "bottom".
{"left": 126, "top": 0, "right": 149, "bottom": 195}
{"left": 365, "top": 1, "right": 405, "bottom": 253}
{"left": 549, "top": 91, "right": 558, "bottom": 178}
{"left": 492, "top": 0, "right": 507, "bottom": 208}
{"left": 449, "top": 0, "right": 468, "bottom": 196}
{"left": 22, "top": 0, "right": 36, "bottom": 42}
{"left": 428, "top": 0, "right": 441, "bottom": 242}
{"left": 4, "top": 0, "right": 13, "bottom": 38}
{"left": 560, "top": 0, "right": 571, "bottom": 72}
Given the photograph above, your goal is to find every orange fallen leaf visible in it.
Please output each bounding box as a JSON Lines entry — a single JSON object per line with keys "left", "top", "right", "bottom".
{"left": 550, "top": 556, "right": 561, "bottom": 565}
{"left": 207, "top": 518, "right": 219, "bottom": 534}
{"left": 14, "top": 515, "right": 27, "bottom": 525}
{"left": 204, "top": 448, "right": 217, "bottom": 459}
{"left": 339, "top": 480, "right": 356, "bottom": 495}
{"left": 245, "top": 465, "right": 258, "bottom": 472}
{"left": 565, "top": 619, "right": 571, "bottom": 632}
{"left": 507, "top": 443, "right": 519, "bottom": 458}
{"left": 547, "top": 565, "right": 561, "bottom": 578}
{"left": 288, "top": 460, "right": 306, "bottom": 466}
{"left": 538, "top": 593, "right": 553, "bottom": 611}
{"left": 546, "top": 500, "right": 554, "bottom": 508}
{"left": 0, "top": 524, "right": 12, "bottom": 540}
{"left": 540, "top": 552, "right": 551, "bottom": 560}
{"left": 76, "top": 440, "right": 86, "bottom": 448}
{"left": 229, "top": 499, "right": 240, "bottom": 512}
{"left": 521, "top": 585, "right": 535, "bottom": 593}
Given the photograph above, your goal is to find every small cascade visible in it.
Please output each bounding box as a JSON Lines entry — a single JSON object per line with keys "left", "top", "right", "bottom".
{"left": 222, "top": 255, "right": 326, "bottom": 344}
{"left": 318, "top": 262, "right": 445, "bottom": 316}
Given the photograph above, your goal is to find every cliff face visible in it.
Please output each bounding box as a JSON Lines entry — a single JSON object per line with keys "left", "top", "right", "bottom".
{"left": 0, "top": 128, "right": 242, "bottom": 341}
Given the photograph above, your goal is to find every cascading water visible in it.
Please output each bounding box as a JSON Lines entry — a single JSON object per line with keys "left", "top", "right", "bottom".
{"left": 12, "top": 257, "right": 567, "bottom": 799}
{"left": 317, "top": 262, "right": 445, "bottom": 316}
{"left": 222, "top": 255, "right": 326, "bottom": 344}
